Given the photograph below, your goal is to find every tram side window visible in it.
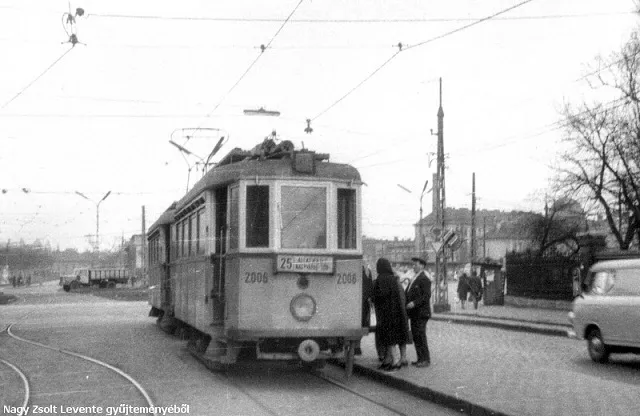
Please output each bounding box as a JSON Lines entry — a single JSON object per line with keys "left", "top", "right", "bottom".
{"left": 195, "top": 209, "right": 202, "bottom": 254}
{"left": 154, "top": 237, "right": 159, "bottom": 263}
{"left": 188, "top": 215, "right": 194, "bottom": 256}
{"left": 173, "top": 223, "right": 180, "bottom": 260}
{"left": 246, "top": 185, "right": 269, "bottom": 248}
{"left": 149, "top": 236, "right": 160, "bottom": 265}
{"left": 229, "top": 187, "right": 239, "bottom": 250}
{"left": 198, "top": 208, "right": 206, "bottom": 254}
{"left": 181, "top": 219, "right": 187, "bottom": 257}
{"left": 337, "top": 188, "right": 357, "bottom": 249}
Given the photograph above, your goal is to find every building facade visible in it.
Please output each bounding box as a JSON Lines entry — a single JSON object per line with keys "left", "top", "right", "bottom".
{"left": 415, "top": 207, "right": 535, "bottom": 265}
{"left": 362, "top": 237, "right": 417, "bottom": 271}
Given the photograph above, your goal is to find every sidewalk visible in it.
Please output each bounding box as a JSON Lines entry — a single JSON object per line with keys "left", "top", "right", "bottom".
{"left": 432, "top": 304, "right": 571, "bottom": 337}
{"left": 347, "top": 304, "right": 640, "bottom": 416}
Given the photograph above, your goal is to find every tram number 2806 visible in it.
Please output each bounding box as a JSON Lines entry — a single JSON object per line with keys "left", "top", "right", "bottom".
{"left": 336, "top": 273, "right": 357, "bottom": 284}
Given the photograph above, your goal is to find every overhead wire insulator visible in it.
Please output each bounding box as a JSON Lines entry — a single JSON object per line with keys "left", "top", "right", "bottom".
{"left": 304, "top": 119, "right": 313, "bottom": 134}
{"left": 260, "top": 44, "right": 266, "bottom": 53}
{"left": 62, "top": 5, "right": 85, "bottom": 46}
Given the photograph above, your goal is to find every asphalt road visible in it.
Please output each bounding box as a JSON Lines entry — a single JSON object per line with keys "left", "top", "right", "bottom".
{"left": 1, "top": 282, "right": 459, "bottom": 416}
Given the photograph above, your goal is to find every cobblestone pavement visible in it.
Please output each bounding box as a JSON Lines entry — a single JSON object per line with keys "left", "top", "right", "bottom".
{"left": 352, "top": 319, "right": 640, "bottom": 416}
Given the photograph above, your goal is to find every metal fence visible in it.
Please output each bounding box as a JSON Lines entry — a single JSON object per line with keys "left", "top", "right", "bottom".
{"left": 505, "top": 253, "right": 578, "bottom": 301}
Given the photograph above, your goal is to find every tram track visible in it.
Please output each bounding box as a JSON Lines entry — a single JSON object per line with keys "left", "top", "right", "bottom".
{"left": 190, "top": 351, "right": 413, "bottom": 416}
{"left": 0, "top": 357, "right": 30, "bottom": 409}
{"left": 1, "top": 314, "right": 159, "bottom": 416}
{"left": 312, "top": 368, "right": 410, "bottom": 416}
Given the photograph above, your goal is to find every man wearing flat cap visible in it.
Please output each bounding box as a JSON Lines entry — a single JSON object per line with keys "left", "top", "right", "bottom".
{"left": 406, "top": 256, "right": 432, "bottom": 367}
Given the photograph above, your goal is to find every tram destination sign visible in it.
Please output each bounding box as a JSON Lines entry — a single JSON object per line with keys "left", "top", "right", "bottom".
{"left": 276, "top": 255, "right": 334, "bottom": 274}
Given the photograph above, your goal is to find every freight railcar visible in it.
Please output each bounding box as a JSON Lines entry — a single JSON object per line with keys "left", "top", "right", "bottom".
{"left": 148, "top": 138, "right": 366, "bottom": 376}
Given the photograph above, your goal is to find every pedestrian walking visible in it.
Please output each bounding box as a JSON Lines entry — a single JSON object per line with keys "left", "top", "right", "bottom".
{"left": 468, "top": 271, "right": 483, "bottom": 310}
{"left": 406, "top": 256, "right": 432, "bottom": 368}
{"left": 355, "top": 265, "right": 373, "bottom": 356}
{"left": 457, "top": 272, "right": 470, "bottom": 309}
{"left": 372, "top": 258, "right": 411, "bottom": 371}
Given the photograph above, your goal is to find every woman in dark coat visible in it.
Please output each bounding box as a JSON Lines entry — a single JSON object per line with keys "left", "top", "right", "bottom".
{"left": 372, "top": 258, "right": 411, "bottom": 370}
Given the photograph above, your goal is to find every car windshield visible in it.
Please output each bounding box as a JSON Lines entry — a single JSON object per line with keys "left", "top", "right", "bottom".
{"left": 590, "top": 271, "right": 615, "bottom": 295}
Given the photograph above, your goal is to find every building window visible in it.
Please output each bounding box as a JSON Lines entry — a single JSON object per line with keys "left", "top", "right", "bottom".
{"left": 246, "top": 185, "right": 270, "bottom": 248}
{"left": 337, "top": 188, "right": 357, "bottom": 249}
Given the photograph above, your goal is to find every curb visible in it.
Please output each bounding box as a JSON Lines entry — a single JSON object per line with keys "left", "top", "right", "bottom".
{"left": 331, "top": 359, "right": 509, "bottom": 416}
{"left": 430, "top": 315, "right": 570, "bottom": 338}
{"left": 437, "top": 312, "right": 568, "bottom": 327}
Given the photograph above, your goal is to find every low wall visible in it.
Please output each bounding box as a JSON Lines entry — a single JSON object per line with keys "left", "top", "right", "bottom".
{"left": 504, "top": 295, "right": 572, "bottom": 311}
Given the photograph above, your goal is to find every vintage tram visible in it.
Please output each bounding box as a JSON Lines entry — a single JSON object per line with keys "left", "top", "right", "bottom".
{"left": 148, "top": 138, "right": 366, "bottom": 375}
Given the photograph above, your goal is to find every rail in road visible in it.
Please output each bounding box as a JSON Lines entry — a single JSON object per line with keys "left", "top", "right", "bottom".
{"left": 1, "top": 318, "right": 159, "bottom": 416}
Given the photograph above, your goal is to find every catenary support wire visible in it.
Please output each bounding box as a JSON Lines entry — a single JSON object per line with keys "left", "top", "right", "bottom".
{"left": 1, "top": 47, "right": 74, "bottom": 110}
{"left": 310, "top": 0, "right": 535, "bottom": 122}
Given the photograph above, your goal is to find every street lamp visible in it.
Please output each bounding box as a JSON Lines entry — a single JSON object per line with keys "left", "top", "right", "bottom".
{"left": 76, "top": 190, "right": 111, "bottom": 253}
{"left": 397, "top": 179, "right": 431, "bottom": 258}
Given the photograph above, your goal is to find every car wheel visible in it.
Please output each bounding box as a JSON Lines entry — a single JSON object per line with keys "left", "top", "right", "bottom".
{"left": 587, "top": 328, "right": 609, "bottom": 363}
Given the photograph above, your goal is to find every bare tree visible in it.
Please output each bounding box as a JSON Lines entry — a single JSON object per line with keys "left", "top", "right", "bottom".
{"left": 558, "top": 31, "right": 640, "bottom": 250}
{"left": 526, "top": 198, "right": 587, "bottom": 257}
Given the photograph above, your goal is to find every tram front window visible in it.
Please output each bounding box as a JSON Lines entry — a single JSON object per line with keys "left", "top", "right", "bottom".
{"left": 246, "top": 185, "right": 269, "bottom": 247}
{"left": 337, "top": 188, "right": 357, "bottom": 249}
{"left": 281, "top": 186, "right": 326, "bottom": 249}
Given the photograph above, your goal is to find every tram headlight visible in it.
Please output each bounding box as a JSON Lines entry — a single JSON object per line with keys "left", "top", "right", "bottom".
{"left": 290, "top": 294, "right": 316, "bottom": 322}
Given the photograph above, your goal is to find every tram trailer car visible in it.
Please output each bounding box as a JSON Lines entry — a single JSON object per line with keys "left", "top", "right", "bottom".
{"left": 148, "top": 139, "right": 366, "bottom": 375}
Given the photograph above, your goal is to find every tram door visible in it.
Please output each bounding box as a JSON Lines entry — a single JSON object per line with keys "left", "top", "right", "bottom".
{"left": 211, "top": 188, "right": 227, "bottom": 325}
{"left": 162, "top": 226, "right": 172, "bottom": 308}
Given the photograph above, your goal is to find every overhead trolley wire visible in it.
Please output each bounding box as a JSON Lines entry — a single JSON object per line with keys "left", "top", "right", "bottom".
{"left": 87, "top": 11, "right": 633, "bottom": 23}
{"left": 311, "top": 0, "right": 535, "bottom": 121}
{"left": 1, "top": 47, "right": 74, "bottom": 110}
{"left": 196, "top": 0, "right": 305, "bottom": 130}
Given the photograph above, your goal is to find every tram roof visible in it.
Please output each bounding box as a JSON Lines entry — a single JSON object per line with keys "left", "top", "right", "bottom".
{"left": 174, "top": 153, "right": 361, "bottom": 213}
{"left": 148, "top": 202, "right": 176, "bottom": 236}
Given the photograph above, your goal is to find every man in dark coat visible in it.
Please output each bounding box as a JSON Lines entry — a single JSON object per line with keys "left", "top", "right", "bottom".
{"left": 468, "top": 271, "right": 483, "bottom": 310}
{"left": 406, "top": 256, "right": 432, "bottom": 367}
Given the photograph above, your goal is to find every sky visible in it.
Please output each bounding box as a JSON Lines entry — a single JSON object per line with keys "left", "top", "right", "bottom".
{"left": 0, "top": 0, "right": 638, "bottom": 251}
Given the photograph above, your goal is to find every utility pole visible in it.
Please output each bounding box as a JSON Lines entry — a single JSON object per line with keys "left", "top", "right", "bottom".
{"left": 433, "top": 78, "right": 450, "bottom": 313}
{"left": 471, "top": 172, "right": 476, "bottom": 263}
